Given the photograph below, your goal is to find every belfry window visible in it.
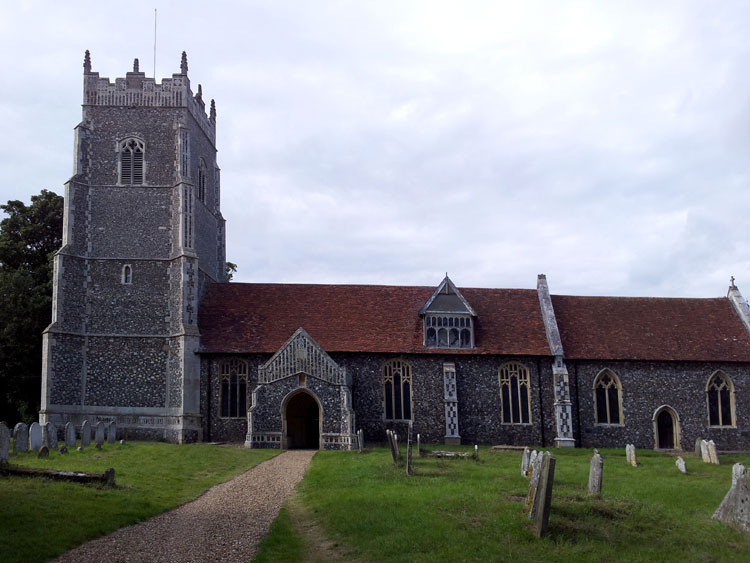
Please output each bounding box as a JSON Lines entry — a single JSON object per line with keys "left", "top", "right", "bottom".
{"left": 498, "top": 361, "right": 531, "bottom": 424}
{"left": 383, "top": 359, "right": 412, "bottom": 420}
{"left": 593, "top": 369, "right": 623, "bottom": 425}
{"left": 220, "top": 359, "right": 248, "bottom": 418}
{"left": 121, "top": 264, "right": 132, "bottom": 285}
{"left": 707, "top": 371, "right": 735, "bottom": 427}
{"left": 119, "top": 138, "right": 144, "bottom": 185}
{"left": 198, "top": 159, "right": 207, "bottom": 203}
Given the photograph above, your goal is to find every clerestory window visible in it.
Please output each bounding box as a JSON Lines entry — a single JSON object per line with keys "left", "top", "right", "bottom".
{"left": 220, "top": 359, "right": 248, "bottom": 418}
{"left": 119, "top": 138, "right": 144, "bottom": 185}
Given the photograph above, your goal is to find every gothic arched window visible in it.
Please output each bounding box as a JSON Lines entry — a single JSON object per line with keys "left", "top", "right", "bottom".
{"left": 706, "top": 371, "right": 735, "bottom": 427}
{"left": 198, "top": 158, "right": 207, "bottom": 203}
{"left": 383, "top": 360, "right": 412, "bottom": 420}
{"left": 119, "top": 138, "right": 144, "bottom": 185}
{"left": 593, "top": 369, "right": 623, "bottom": 425}
{"left": 220, "top": 359, "right": 249, "bottom": 418}
{"left": 498, "top": 361, "right": 531, "bottom": 424}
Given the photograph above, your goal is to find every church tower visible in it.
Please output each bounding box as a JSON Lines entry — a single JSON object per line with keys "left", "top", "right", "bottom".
{"left": 40, "top": 51, "right": 226, "bottom": 442}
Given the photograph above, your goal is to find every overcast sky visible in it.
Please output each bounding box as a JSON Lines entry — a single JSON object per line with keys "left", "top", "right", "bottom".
{"left": 2, "top": 1, "right": 750, "bottom": 297}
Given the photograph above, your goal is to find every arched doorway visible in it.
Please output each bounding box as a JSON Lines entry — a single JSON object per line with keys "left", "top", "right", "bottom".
{"left": 284, "top": 391, "right": 320, "bottom": 449}
{"left": 652, "top": 405, "right": 680, "bottom": 450}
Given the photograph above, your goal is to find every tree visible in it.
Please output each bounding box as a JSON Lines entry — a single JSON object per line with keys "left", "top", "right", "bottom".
{"left": 0, "top": 189, "right": 63, "bottom": 423}
{"left": 226, "top": 261, "right": 237, "bottom": 281}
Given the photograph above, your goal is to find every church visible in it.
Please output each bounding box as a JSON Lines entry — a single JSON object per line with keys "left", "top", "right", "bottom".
{"left": 39, "top": 52, "right": 750, "bottom": 451}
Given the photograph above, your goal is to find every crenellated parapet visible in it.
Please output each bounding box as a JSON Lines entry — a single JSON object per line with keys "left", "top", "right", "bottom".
{"left": 82, "top": 50, "right": 216, "bottom": 145}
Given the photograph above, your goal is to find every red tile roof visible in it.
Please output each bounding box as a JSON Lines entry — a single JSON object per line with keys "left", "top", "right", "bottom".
{"left": 551, "top": 295, "right": 750, "bottom": 362}
{"left": 197, "top": 283, "right": 551, "bottom": 356}
{"left": 197, "top": 282, "right": 750, "bottom": 362}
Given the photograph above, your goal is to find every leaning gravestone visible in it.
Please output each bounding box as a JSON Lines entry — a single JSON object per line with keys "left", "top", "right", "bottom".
{"left": 713, "top": 463, "right": 750, "bottom": 532}
{"left": 708, "top": 440, "right": 720, "bottom": 465}
{"left": 676, "top": 456, "right": 687, "bottom": 474}
{"left": 695, "top": 437, "right": 703, "bottom": 457}
{"left": 65, "top": 422, "right": 76, "bottom": 447}
{"left": 700, "top": 439, "right": 711, "bottom": 463}
{"left": 588, "top": 452, "right": 603, "bottom": 495}
{"left": 527, "top": 450, "right": 539, "bottom": 480}
{"left": 526, "top": 451, "right": 545, "bottom": 517}
{"left": 533, "top": 452, "right": 557, "bottom": 538}
{"left": 37, "top": 445, "right": 49, "bottom": 458}
{"left": 81, "top": 420, "right": 91, "bottom": 446}
{"left": 43, "top": 422, "right": 58, "bottom": 450}
{"left": 29, "top": 422, "right": 43, "bottom": 452}
{"left": 95, "top": 422, "right": 105, "bottom": 448}
{"left": 12, "top": 422, "right": 28, "bottom": 453}
{"left": 406, "top": 422, "right": 414, "bottom": 476}
{"left": 521, "top": 447, "right": 531, "bottom": 477}
{"left": 107, "top": 422, "right": 117, "bottom": 444}
{"left": 0, "top": 422, "right": 10, "bottom": 464}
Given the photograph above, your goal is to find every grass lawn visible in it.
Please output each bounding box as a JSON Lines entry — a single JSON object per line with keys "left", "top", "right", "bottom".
{"left": 0, "top": 441, "right": 277, "bottom": 563}
{"left": 255, "top": 445, "right": 750, "bottom": 562}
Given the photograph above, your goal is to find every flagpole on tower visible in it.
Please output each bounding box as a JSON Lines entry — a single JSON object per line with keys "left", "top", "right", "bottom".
{"left": 153, "top": 8, "right": 157, "bottom": 78}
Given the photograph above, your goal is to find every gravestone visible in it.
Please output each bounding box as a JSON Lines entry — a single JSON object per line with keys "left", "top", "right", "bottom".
{"left": 588, "top": 452, "right": 603, "bottom": 495}
{"left": 29, "top": 422, "right": 43, "bottom": 452}
{"left": 43, "top": 422, "right": 58, "bottom": 450}
{"left": 12, "top": 422, "right": 28, "bottom": 453}
{"left": 526, "top": 451, "right": 545, "bottom": 517}
{"left": 107, "top": 422, "right": 117, "bottom": 444}
{"left": 527, "top": 450, "right": 538, "bottom": 480}
{"left": 95, "top": 421, "right": 105, "bottom": 447}
{"left": 708, "top": 440, "right": 720, "bottom": 465}
{"left": 416, "top": 433, "right": 421, "bottom": 456}
{"left": 521, "top": 447, "right": 531, "bottom": 477}
{"left": 474, "top": 445, "right": 479, "bottom": 461}
{"left": 357, "top": 429, "right": 364, "bottom": 453}
{"left": 0, "top": 422, "right": 10, "bottom": 464}
{"left": 713, "top": 463, "right": 750, "bottom": 532}
{"left": 406, "top": 422, "right": 414, "bottom": 476}
{"left": 700, "top": 439, "right": 711, "bottom": 463}
{"left": 81, "top": 420, "right": 91, "bottom": 446}
{"left": 695, "top": 437, "right": 702, "bottom": 457}
{"left": 626, "top": 444, "right": 637, "bottom": 467}
{"left": 532, "top": 452, "right": 556, "bottom": 538}
{"left": 59, "top": 445, "right": 68, "bottom": 455}
{"left": 676, "top": 456, "right": 687, "bottom": 474}
{"left": 65, "top": 422, "right": 76, "bottom": 447}
{"left": 625, "top": 444, "right": 631, "bottom": 465}
{"left": 37, "top": 446, "right": 49, "bottom": 458}
{"left": 386, "top": 430, "right": 399, "bottom": 464}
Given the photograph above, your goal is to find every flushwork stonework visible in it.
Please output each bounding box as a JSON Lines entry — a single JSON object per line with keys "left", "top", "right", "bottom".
{"left": 37, "top": 52, "right": 750, "bottom": 452}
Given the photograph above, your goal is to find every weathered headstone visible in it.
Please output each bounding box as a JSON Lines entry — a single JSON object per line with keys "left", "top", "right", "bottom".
{"left": 708, "top": 440, "right": 720, "bottom": 465}
{"left": 527, "top": 449, "right": 539, "bottom": 481}
{"left": 695, "top": 437, "right": 703, "bottom": 457}
{"left": 700, "top": 439, "right": 711, "bottom": 463}
{"left": 65, "top": 422, "right": 76, "bottom": 447}
{"left": 29, "top": 422, "right": 43, "bottom": 452}
{"left": 0, "top": 422, "right": 10, "bottom": 464}
{"left": 625, "top": 444, "right": 631, "bottom": 465}
{"left": 43, "top": 422, "right": 58, "bottom": 450}
{"left": 107, "top": 422, "right": 117, "bottom": 444}
{"left": 386, "top": 430, "right": 399, "bottom": 464}
{"left": 626, "top": 444, "right": 637, "bottom": 467}
{"left": 81, "top": 420, "right": 91, "bottom": 446}
{"left": 532, "top": 452, "right": 556, "bottom": 538}
{"left": 676, "top": 456, "right": 687, "bottom": 474}
{"left": 474, "top": 444, "right": 479, "bottom": 461}
{"left": 95, "top": 421, "right": 105, "bottom": 447}
{"left": 588, "top": 452, "right": 603, "bottom": 495}
{"left": 521, "top": 447, "right": 531, "bottom": 477}
{"left": 406, "top": 422, "right": 414, "bottom": 476}
{"left": 416, "top": 433, "right": 421, "bottom": 456}
{"left": 526, "top": 451, "right": 545, "bottom": 517}
{"left": 12, "top": 422, "right": 28, "bottom": 453}
{"left": 713, "top": 463, "right": 750, "bottom": 532}
{"left": 37, "top": 445, "right": 49, "bottom": 458}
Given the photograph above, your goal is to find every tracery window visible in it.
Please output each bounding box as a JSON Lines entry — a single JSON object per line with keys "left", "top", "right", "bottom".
{"left": 593, "top": 369, "right": 623, "bottom": 425}
{"left": 198, "top": 159, "right": 207, "bottom": 203}
{"left": 383, "top": 359, "right": 412, "bottom": 420}
{"left": 707, "top": 371, "right": 735, "bottom": 427}
{"left": 498, "top": 361, "right": 531, "bottom": 424}
{"left": 424, "top": 315, "right": 473, "bottom": 348}
{"left": 119, "top": 138, "right": 144, "bottom": 185}
{"left": 220, "top": 359, "right": 248, "bottom": 418}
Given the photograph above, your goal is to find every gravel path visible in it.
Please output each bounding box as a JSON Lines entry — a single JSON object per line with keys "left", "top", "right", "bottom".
{"left": 56, "top": 449, "right": 316, "bottom": 563}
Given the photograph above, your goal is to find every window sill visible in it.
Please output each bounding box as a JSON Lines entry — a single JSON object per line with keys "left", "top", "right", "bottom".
{"left": 594, "top": 423, "right": 625, "bottom": 427}
{"left": 707, "top": 425, "right": 736, "bottom": 429}
{"left": 500, "top": 422, "right": 533, "bottom": 426}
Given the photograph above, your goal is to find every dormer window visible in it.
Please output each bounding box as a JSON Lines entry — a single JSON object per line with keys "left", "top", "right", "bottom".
{"left": 420, "top": 275, "right": 477, "bottom": 349}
